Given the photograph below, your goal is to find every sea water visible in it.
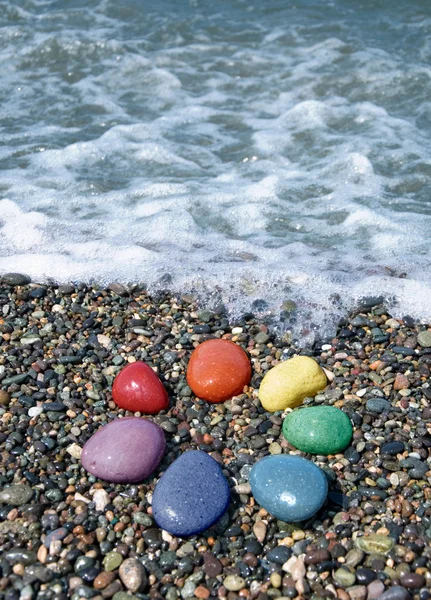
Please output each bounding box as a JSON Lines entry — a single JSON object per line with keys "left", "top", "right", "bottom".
{"left": 1, "top": 0, "right": 430, "bottom": 340}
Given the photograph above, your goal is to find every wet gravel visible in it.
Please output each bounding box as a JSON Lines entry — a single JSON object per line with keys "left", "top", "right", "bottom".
{"left": 0, "top": 277, "right": 430, "bottom": 600}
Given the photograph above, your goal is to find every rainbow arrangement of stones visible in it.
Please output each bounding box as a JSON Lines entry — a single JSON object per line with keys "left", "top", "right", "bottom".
{"left": 81, "top": 338, "right": 353, "bottom": 536}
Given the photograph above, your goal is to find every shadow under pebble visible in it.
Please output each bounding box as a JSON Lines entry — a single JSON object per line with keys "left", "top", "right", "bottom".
{"left": 0, "top": 278, "right": 430, "bottom": 600}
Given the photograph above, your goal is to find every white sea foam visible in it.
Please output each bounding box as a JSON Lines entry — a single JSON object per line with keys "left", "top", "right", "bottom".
{"left": 0, "top": 0, "right": 430, "bottom": 341}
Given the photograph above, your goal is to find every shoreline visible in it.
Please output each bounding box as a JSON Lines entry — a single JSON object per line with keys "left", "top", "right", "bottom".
{"left": 0, "top": 277, "right": 430, "bottom": 600}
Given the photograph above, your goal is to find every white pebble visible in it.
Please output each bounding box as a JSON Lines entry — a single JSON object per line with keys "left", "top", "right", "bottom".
{"left": 389, "top": 473, "right": 399, "bottom": 486}
{"left": 162, "top": 530, "right": 173, "bottom": 542}
{"left": 321, "top": 344, "right": 332, "bottom": 351}
{"left": 97, "top": 334, "right": 111, "bottom": 348}
{"left": 282, "top": 555, "right": 298, "bottom": 573}
{"left": 385, "top": 318, "right": 400, "bottom": 329}
{"left": 74, "top": 492, "right": 90, "bottom": 503}
{"left": 253, "top": 520, "right": 267, "bottom": 543}
{"left": 234, "top": 483, "right": 252, "bottom": 495}
{"left": 232, "top": 327, "right": 243, "bottom": 334}
{"left": 290, "top": 557, "right": 306, "bottom": 581}
{"left": 356, "top": 388, "right": 367, "bottom": 397}
{"left": 28, "top": 406, "right": 43, "bottom": 418}
{"left": 49, "top": 540, "right": 62, "bottom": 556}
{"left": 321, "top": 367, "right": 335, "bottom": 382}
{"left": 66, "top": 443, "right": 82, "bottom": 459}
{"left": 93, "top": 489, "right": 110, "bottom": 511}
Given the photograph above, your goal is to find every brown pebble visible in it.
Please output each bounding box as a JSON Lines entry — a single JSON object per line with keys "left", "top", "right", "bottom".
{"left": 94, "top": 572, "right": 115, "bottom": 590}
{"left": 115, "top": 543, "right": 129, "bottom": 557}
{"left": 304, "top": 549, "right": 330, "bottom": 565}
{"left": 73, "top": 525, "right": 84, "bottom": 535}
{"left": 401, "top": 500, "right": 413, "bottom": 517}
{"left": 69, "top": 576, "right": 83, "bottom": 590}
{"left": 347, "top": 585, "right": 367, "bottom": 600}
{"left": 79, "top": 533, "right": 95, "bottom": 545}
{"left": 399, "top": 572, "right": 426, "bottom": 589}
{"left": 243, "top": 553, "right": 258, "bottom": 568}
{"left": 37, "top": 545, "right": 47, "bottom": 564}
{"left": 203, "top": 552, "right": 223, "bottom": 577}
{"left": 101, "top": 580, "right": 123, "bottom": 598}
{"left": 195, "top": 585, "right": 211, "bottom": 599}
{"left": 394, "top": 373, "right": 409, "bottom": 390}
{"left": 367, "top": 580, "right": 385, "bottom": 600}
{"left": 0, "top": 390, "right": 10, "bottom": 406}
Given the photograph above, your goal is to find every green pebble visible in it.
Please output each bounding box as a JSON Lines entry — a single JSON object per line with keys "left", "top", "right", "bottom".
{"left": 45, "top": 489, "right": 63, "bottom": 503}
{"left": 282, "top": 406, "right": 353, "bottom": 455}
{"left": 133, "top": 512, "right": 153, "bottom": 526}
{"left": 255, "top": 332, "right": 270, "bottom": 344}
{"left": 2, "top": 373, "right": 29, "bottom": 386}
{"left": 103, "top": 551, "right": 123, "bottom": 571}
{"left": 418, "top": 330, "right": 431, "bottom": 348}
{"left": 223, "top": 575, "right": 245, "bottom": 592}
{"left": 160, "top": 551, "right": 177, "bottom": 568}
{"left": 344, "top": 549, "right": 364, "bottom": 568}
{"left": 368, "top": 372, "right": 382, "bottom": 384}
{"left": 355, "top": 534, "right": 394, "bottom": 555}
{"left": 269, "top": 442, "right": 282, "bottom": 455}
{"left": 166, "top": 589, "right": 179, "bottom": 600}
{"left": 333, "top": 567, "right": 356, "bottom": 587}
{"left": 0, "top": 485, "right": 33, "bottom": 506}
{"left": 113, "top": 594, "right": 138, "bottom": 600}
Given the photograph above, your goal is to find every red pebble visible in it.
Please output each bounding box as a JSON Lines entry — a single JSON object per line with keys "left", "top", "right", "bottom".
{"left": 112, "top": 362, "right": 169, "bottom": 414}
{"left": 186, "top": 339, "right": 252, "bottom": 403}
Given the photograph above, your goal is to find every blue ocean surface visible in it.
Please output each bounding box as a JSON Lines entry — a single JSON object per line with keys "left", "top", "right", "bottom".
{"left": 1, "top": 0, "right": 430, "bottom": 338}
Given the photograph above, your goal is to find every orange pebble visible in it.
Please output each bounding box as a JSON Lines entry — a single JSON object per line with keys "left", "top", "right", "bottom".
{"left": 186, "top": 339, "right": 251, "bottom": 403}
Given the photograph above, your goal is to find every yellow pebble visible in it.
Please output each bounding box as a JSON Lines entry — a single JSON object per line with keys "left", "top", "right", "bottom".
{"left": 270, "top": 572, "right": 282, "bottom": 588}
{"left": 258, "top": 355, "right": 327, "bottom": 412}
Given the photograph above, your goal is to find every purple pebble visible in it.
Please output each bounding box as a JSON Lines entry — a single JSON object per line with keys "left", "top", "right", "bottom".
{"left": 81, "top": 417, "right": 165, "bottom": 483}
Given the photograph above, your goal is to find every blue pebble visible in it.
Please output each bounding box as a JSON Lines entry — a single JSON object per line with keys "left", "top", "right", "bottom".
{"left": 249, "top": 455, "right": 328, "bottom": 522}
{"left": 152, "top": 450, "right": 230, "bottom": 536}
{"left": 43, "top": 527, "right": 68, "bottom": 548}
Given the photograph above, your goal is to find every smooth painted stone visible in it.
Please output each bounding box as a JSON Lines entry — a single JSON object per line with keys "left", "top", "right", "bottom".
{"left": 282, "top": 406, "right": 353, "bottom": 455}
{"left": 81, "top": 418, "right": 165, "bottom": 483}
{"left": 259, "top": 355, "right": 327, "bottom": 412}
{"left": 249, "top": 455, "right": 327, "bottom": 522}
{"left": 186, "top": 339, "right": 251, "bottom": 403}
{"left": 152, "top": 450, "right": 230, "bottom": 536}
{"left": 112, "top": 362, "right": 169, "bottom": 414}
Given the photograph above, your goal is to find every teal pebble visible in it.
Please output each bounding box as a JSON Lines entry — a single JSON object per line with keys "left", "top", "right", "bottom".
{"left": 249, "top": 455, "right": 328, "bottom": 522}
{"left": 282, "top": 406, "right": 353, "bottom": 455}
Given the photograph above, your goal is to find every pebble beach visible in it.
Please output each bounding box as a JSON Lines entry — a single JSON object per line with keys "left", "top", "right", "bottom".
{"left": 1, "top": 276, "right": 430, "bottom": 600}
